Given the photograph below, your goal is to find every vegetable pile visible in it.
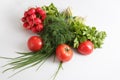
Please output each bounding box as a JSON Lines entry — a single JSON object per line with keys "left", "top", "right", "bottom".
{"left": 2, "top": 3, "right": 107, "bottom": 80}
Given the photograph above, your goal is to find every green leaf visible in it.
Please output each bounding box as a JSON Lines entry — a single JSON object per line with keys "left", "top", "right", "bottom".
{"left": 73, "top": 37, "right": 79, "bottom": 48}
{"left": 80, "top": 36, "right": 87, "bottom": 42}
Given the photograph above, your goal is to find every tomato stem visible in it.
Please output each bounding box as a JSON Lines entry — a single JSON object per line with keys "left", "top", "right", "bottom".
{"left": 65, "top": 47, "right": 70, "bottom": 51}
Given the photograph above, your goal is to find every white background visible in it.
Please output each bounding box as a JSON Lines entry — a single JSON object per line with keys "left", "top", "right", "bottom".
{"left": 0, "top": 0, "right": 120, "bottom": 80}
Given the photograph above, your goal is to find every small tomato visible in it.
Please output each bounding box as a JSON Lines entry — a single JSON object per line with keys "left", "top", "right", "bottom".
{"left": 27, "top": 36, "right": 43, "bottom": 52}
{"left": 77, "top": 40, "right": 94, "bottom": 55}
{"left": 56, "top": 44, "right": 73, "bottom": 62}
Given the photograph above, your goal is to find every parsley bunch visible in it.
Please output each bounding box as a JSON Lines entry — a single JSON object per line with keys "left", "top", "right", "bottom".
{"left": 67, "top": 17, "right": 106, "bottom": 48}
{"left": 61, "top": 7, "right": 107, "bottom": 48}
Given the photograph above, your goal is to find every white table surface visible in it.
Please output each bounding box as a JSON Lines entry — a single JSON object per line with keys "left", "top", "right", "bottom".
{"left": 0, "top": 0, "right": 120, "bottom": 80}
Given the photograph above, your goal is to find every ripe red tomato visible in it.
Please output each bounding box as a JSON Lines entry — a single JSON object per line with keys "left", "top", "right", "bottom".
{"left": 77, "top": 40, "right": 94, "bottom": 55}
{"left": 27, "top": 36, "right": 43, "bottom": 52}
{"left": 56, "top": 44, "right": 73, "bottom": 62}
